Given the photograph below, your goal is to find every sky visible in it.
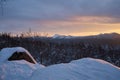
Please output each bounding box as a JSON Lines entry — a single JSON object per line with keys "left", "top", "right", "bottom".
{"left": 0, "top": 0, "right": 120, "bottom": 36}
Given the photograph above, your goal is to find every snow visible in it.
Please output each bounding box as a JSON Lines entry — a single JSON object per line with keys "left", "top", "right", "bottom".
{"left": 0, "top": 60, "right": 44, "bottom": 80}
{"left": 31, "top": 58, "right": 120, "bottom": 80}
{"left": 0, "top": 47, "right": 44, "bottom": 80}
{"left": 0, "top": 47, "right": 120, "bottom": 80}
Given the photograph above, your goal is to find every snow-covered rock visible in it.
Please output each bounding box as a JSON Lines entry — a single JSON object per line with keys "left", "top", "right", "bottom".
{"left": 0, "top": 47, "right": 36, "bottom": 63}
{"left": 31, "top": 58, "right": 120, "bottom": 80}
{"left": 0, "top": 47, "right": 44, "bottom": 80}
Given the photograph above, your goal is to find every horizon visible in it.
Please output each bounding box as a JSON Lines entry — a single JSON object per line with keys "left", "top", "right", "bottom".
{"left": 0, "top": 0, "right": 120, "bottom": 36}
{"left": 0, "top": 31, "right": 119, "bottom": 37}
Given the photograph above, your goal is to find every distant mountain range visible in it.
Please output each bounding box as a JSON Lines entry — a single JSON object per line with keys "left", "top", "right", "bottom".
{"left": 52, "top": 33, "right": 120, "bottom": 39}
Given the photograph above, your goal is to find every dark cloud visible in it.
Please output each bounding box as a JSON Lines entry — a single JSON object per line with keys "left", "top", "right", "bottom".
{"left": 0, "top": 0, "right": 120, "bottom": 20}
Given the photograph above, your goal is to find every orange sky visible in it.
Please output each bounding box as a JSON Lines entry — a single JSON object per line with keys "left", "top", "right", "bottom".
{"left": 36, "top": 16, "right": 120, "bottom": 36}
{"left": 1, "top": 16, "right": 120, "bottom": 36}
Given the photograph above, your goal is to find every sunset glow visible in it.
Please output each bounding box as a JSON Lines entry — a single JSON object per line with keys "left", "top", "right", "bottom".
{"left": 0, "top": 0, "right": 120, "bottom": 36}
{"left": 34, "top": 16, "right": 120, "bottom": 36}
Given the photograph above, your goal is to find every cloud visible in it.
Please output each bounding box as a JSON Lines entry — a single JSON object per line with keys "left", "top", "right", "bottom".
{"left": 0, "top": 0, "right": 120, "bottom": 21}
{"left": 0, "top": 0, "right": 120, "bottom": 35}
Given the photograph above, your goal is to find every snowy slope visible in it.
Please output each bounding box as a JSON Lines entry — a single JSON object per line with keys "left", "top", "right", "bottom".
{"left": 31, "top": 58, "right": 120, "bottom": 80}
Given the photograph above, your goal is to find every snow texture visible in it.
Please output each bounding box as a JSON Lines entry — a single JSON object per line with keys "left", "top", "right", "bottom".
{"left": 0, "top": 60, "right": 43, "bottom": 80}
{"left": 0, "top": 47, "right": 120, "bottom": 80}
{"left": 31, "top": 58, "right": 120, "bottom": 80}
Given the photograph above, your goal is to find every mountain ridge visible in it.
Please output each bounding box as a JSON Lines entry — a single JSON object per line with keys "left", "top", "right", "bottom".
{"left": 52, "top": 32, "right": 120, "bottom": 39}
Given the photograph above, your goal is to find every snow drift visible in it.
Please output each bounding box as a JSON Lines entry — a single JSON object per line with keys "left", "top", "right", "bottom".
{"left": 0, "top": 47, "right": 120, "bottom": 80}
{"left": 31, "top": 58, "right": 120, "bottom": 80}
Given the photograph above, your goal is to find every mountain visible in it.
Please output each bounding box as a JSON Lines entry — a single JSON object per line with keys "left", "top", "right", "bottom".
{"left": 52, "top": 34, "right": 74, "bottom": 39}
{"left": 95, "top": 33, "right": 120, "bottom": 39}
{"left": 79, "top": 32, "right": 120, "bottom": 39}
{"left": 52, "top": 33, "right": 120, "bottom": 39}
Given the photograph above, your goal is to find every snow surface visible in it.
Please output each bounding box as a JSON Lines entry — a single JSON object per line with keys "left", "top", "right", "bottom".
{"left": 0, "top": 47, "right": 120, "bottom": 80}
{"left": 31, "top": 58, "right": 120, "bottom": 80}
{"left": 0, "top": 60, "right": 44, "bottom": 80}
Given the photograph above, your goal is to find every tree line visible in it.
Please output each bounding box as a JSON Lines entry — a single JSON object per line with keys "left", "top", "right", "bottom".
{"left": 0, "top": 32, "right": 120, "bottom": 67}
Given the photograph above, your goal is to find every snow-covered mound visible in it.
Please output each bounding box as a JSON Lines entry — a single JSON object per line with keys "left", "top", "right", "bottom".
{"left": 0, "top": 47, "right": 44, "bottom": 80}
{"left": 0, "top": 47, "right": 120, "bottom": 80}
{"left": 31, "top": 58, "right": 120, "bottom": 80}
